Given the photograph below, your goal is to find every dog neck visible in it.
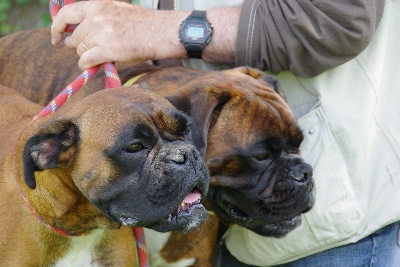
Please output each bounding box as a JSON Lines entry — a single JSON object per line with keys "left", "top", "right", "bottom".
{"left": 14, "top": 175, "right": 89, "bottom": 237}
{"left": 14, "top": 166, "right": 118, "bottom": 236}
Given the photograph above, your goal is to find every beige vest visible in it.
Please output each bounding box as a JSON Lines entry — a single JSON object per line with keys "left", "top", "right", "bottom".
{"left": 139, "top": 0, "right": 400, "bottom": 265}
{"left": 226, "top": 0, "right": 400, "bottom": 265}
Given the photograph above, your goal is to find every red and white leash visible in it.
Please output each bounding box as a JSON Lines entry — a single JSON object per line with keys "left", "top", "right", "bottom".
{"left": 34, "top": 1, "right": 123, "bottom": 121}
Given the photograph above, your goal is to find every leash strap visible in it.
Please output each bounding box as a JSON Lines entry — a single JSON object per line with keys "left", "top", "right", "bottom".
{"left": 133, "top": 228, "right": 150, "bottom": 267}
{"left": 49, "top": 0, "right": 77, "bottom": 32}
{"left": 34, "top": 1, "right": 122, "bottom": 121}
{"left": 33, "top": 65, "right": 100, "bottom": 120}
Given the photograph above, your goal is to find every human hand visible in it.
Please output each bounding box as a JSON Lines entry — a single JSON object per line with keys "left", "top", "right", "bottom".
{"left": 51, "top": 0, "right": 188, "bottom": 70}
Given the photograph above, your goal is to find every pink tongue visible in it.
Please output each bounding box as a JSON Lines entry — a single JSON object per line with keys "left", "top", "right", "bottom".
{"left": 183, "top": 191, "right": 201, "bottom": 204}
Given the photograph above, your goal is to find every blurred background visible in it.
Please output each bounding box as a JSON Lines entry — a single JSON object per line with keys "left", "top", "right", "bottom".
{"left": 0, "top": 0, "right": 136, "bottom": 37}
{"left": 0, "top": 0, "right": 50, "bottom": 37}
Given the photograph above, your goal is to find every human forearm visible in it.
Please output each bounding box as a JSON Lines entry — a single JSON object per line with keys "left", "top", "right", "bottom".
{"left": 51, "top": 1, "right": 188, "bottom": 69}
{"left": 149, "top": 5, "right": 240, "bottom": 65}
{"left": 51, "top": 1, "right": 240, "bottom": 69}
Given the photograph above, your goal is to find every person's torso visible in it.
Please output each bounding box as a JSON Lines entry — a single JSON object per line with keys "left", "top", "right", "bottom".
{"left": 226, "top": 0, "right": 400, "bottom": 265}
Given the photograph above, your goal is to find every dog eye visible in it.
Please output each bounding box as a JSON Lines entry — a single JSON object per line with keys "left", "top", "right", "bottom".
{"left": 183, "top": 123, "right": 191, "bottom": 135}
{"left": 253, "top": 152, "right": 272, "bottom": 161}
{"left": 286, "top": 147, "right": 300, "bottom": 154}
{"left": 125, "top": 142, "right": 144, "bottom": 153}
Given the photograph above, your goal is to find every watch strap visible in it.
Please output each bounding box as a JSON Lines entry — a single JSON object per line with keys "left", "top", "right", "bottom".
{"left": 190, "top": 10, "right": 206, "bottom": 19}
{"left": 187, "top": 10, "right": 207, "bottom": 59}
{"left": 186, "top": 45, "right": 203, "bottom": 59}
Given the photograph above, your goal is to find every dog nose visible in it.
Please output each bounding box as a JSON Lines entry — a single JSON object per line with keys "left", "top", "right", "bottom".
{"left": 165, "top": 148, "right": 186, "bottom": 164}
{"left": 288, "top": 163, "right": 313, "bottom": 183}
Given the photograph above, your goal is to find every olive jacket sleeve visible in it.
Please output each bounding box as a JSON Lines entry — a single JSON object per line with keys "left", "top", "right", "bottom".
{"left": 236, "top": 0, "right": 385, "bottom": 77}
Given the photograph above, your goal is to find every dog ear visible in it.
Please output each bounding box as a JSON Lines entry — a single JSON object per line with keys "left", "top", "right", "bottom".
{"left": 165, "top": 89, "right": 231, "bottom": 158}
{"left": 235, "top": 67, "right": 287, "bottom": 101}
{"left": 22, "top": 120, "right": 79, "bottom": 189}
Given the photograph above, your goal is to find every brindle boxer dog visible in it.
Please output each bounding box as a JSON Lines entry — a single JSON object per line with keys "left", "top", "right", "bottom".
{"left": 134, "top": 67, "right": 315, "bottom": 237}
{"left": 0, "top": 83, "right": 209, "bottom": 266}
{"left": 0, "top": 28, "right": 315, "bottom": 266}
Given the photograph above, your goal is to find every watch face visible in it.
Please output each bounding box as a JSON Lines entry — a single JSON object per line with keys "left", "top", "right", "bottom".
{"left": 185, "top": 22, "right": 207, "bottom": 43}
{"left": 187, "top": 25, "right": 205, "bottom": 39}
{"left": 179, "top": 14, "right": 213, "bottom": 52}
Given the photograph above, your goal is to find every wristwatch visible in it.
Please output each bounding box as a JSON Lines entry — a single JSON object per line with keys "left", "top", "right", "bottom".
{"left": 179, "top": 10, "right": 213, "bottom": 59}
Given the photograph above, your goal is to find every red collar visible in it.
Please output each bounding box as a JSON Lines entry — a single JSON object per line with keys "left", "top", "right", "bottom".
{"left": 14, "top": 178, "right": 89, "bottom": 237}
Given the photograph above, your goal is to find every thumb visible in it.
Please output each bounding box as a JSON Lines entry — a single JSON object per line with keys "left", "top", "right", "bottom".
{"left": 78, "top": 46, "right": 108, "bottom": 70}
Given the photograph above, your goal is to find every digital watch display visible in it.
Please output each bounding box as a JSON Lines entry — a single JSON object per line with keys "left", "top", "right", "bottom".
{"left": 179, "top": 10, "right": 213, "bottom": 59}
{"left": 186, "top": 25, "right": 206, "bottom": 40}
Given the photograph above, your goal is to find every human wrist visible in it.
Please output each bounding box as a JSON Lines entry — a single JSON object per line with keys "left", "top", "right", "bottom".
{"left": 134, "top": 7, "right": 239, "bottom": 65}
{"left": 145, "top": 9, "right": 189, "bottom": 61}
{"left": 200, "top": 7, "right": 240, "bottom": 65}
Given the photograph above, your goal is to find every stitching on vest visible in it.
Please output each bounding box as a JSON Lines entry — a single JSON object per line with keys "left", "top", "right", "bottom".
{"left": 247, "top": 1, "right": 257, "bottom": 64}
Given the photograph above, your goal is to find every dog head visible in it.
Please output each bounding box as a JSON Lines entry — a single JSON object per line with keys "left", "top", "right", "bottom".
{"left": 20, "top": 87, "right": 209, "bottom": 233}
{"left": 137, "top": 67, "right": 315, "bottom": 237}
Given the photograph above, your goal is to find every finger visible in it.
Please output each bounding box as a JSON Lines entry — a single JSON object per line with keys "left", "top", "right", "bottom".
{"left": 50, "top": 2, "right": 87, "bottom": 45}
{"left": 76, "top": 41, "right": 91, "bottom": 56}
{"left": 78, "top": 46, "right": 108, "bottom": 70}
{"left": 64, "top": 35, "right": 74, "bottom": 48}
{"left": 63, "top": 22, "right": 90, "bottom": 48}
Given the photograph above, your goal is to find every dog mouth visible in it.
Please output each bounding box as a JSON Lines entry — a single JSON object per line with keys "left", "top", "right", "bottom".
{"left": 167, "top": 186, "right": 203, "bottom": 221}
{"left": 219, "top": 199, "right": 302, "bottom": 237}
{"left": 212, "top": 193, "right": 312, "bottom": 237}
{"left": 114, "top": 185, "right": 207, "bottom": 232}
{"left": 224, "top": 205, "right": 248, "bottom": 221}
{"left": 175, "top": 186, "right": 202, "bottom": 213}
{"left": 252, "top": 215, "right": 302, "bottom": 238}
{"left": 216, "top": 196, "right": 250, "bottom": 222}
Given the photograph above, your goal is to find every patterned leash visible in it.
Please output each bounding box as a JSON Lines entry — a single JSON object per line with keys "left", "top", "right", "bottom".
{"left": 33, "top": 1, "right": 122, "bottom": 121}
{"left": 35, "top": 1, "right": 150, "bottom": 266}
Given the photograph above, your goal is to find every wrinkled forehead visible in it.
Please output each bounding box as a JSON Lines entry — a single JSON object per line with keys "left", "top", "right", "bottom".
{"left": 206, "top": 96, "right": 302, "bottom": 156}
{"left": 70, "top": 88, "right": 190, "bottom": 139}
{"left": 79, "top": 101, "right": 188, "bottom": 138}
